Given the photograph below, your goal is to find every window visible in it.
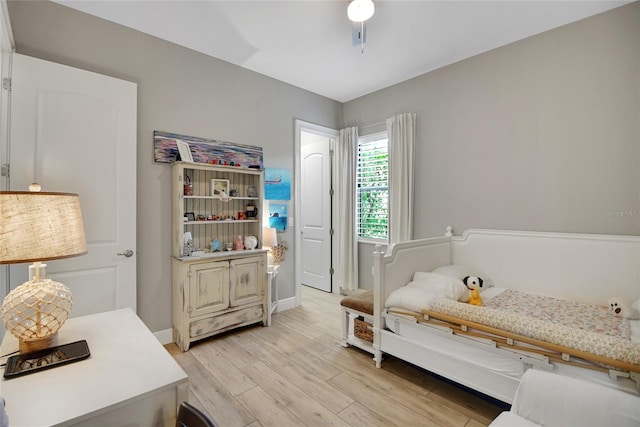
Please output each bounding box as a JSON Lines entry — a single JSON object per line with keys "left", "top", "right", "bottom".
{"left": 356, "top": 132, "right": 388, "bottom": 241}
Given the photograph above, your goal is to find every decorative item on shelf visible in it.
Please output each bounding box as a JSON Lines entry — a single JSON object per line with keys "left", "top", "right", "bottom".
{"left": 244, "top": 235, "right": 258, "bottom": 250}
{"left": 247, "top": 185, "right": 257, "bottom": 198}
{"left": 225, "top": 242, "right": 233, "bottom": 251}
{"left": 245, "top": 201, "right": 257, "bottom": 218}
{"left": 229, "top": 189, "right": 238, "bottom": 197}
{"left": 211, "top": 179, "right": 229, "bottom": 198}
{"left": 211, "top": 239, "right": 221, "bottom": 252}
{"left": 185, "top": 212, "right": 195, "bottom": 222}
{"left": 183, "top": 175, "right": 193, "bottom": 196}
{"left": 176, "top": 140, "right": 194, "bottom": 163}
{"left": 262, "top": 227, "right": 278, "bottom": 265}
{"left": 183, "top": 232, "right": 194, "bottom": 256}
{"left": 234, "top": 235, "right": 244, "bottom": 251}
{"left": 0, "top": 188, "right": 88, "bottom": 354}
{"left": 238, "top": 211, "right": 247, "bottom": 220}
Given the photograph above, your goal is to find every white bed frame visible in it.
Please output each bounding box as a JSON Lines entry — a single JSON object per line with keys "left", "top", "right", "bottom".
{"left": 372, "top": 228, "right": 640, "bottom": 403}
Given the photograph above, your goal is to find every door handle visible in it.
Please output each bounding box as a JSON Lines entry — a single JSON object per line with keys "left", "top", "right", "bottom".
{"left": 117, "top": 249, "right": 134, "bottom": 258}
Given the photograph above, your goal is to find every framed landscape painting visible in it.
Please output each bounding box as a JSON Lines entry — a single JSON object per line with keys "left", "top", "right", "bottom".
{"left": 265, "top": 168, "right": 291, "bottom": 200}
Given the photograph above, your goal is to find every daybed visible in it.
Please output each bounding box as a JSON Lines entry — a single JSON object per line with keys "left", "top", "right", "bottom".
{"left": 369, "top": 228, "right": 640, "bottom": 404}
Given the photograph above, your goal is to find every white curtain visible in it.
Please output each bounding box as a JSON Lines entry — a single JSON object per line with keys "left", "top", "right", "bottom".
{"left": 387, "top": 112, "right": 416, "bottom": 244}
{"left": 334, "top": 127, "right": 359, "bottom": 293}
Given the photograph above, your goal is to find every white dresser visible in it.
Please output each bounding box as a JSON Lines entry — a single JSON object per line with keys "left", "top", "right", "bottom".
{"left": 0, "top": 308, "right": 188, "bottom": 426}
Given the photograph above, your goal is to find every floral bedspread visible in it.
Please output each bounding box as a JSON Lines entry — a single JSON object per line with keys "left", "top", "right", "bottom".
{"left": 486, "top": 289, "right": 629, "bottom": 339}
{"left": 427, "top": 292, "right": 640, "bottom": 366}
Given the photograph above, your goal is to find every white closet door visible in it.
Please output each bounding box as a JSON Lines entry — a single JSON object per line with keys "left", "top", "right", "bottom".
{"left": 9, "top": 53, "right": 137, "bottom": 317}
{"left": 300, "top": 132, "right": 332, "bottom": 292}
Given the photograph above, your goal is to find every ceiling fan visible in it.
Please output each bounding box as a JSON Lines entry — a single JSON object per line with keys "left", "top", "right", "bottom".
{"left": 347, "top": 0, "right": 375, "bottom": 53}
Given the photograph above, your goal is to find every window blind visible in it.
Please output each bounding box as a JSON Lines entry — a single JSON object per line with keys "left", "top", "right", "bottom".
{"left": 357, "top": 137, "right": 388, "bottom": 240}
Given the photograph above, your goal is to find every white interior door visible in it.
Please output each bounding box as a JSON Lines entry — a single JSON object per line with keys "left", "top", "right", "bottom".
{"left": 300, "top": 131, "right": 332, "bottom": 292}
{"left": 0, "top": 2, "right": 13, "bottom": 341}
{"left": 0, "top": 8, "right": 10, "bottom": 194}
{"left": 9, "top": 53, "right": 137, "bottom": 317}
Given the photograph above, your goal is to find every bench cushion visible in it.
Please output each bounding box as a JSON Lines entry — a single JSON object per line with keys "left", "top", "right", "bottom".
{"left": 340, "top": 290, "right": 373, "bottom": 315}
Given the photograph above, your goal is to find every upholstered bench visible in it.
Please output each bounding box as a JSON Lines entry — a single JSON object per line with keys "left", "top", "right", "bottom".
{"left": 340, "top": 290, "right": 375, "bottom": 356}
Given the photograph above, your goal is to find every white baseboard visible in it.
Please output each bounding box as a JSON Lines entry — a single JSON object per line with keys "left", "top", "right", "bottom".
{"left": 154, "top": 328, "right": 174, "bottom": 345}
{"left": 276, "top": 296, "right": 297, "bottom": 312}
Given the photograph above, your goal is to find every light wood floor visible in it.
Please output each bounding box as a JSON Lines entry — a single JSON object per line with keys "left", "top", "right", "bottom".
{"left": 165, "top": 286, "right": 507, "bottom": 427}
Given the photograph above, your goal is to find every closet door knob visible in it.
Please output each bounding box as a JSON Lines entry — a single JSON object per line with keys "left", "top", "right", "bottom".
{"left": 117, "top": 249, "right": 134, "bottom": 257}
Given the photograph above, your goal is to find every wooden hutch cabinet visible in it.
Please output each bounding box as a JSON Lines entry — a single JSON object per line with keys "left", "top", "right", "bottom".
{"left": 171, "top": 161, "right": 268, "bottom": 351}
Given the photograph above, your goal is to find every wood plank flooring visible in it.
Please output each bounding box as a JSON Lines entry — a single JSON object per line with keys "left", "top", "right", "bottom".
{"left": 165, "top": 286, "right": 507, "bottom": 427}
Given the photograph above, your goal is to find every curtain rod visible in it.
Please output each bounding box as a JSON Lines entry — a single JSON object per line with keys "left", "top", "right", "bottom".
{"left": 358, "top": 120, "right": 385, "bottom": 129}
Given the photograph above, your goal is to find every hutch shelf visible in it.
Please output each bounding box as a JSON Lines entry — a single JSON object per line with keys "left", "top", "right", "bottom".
{"left": 171, "top": 161, "right": 268, "bottom": 352}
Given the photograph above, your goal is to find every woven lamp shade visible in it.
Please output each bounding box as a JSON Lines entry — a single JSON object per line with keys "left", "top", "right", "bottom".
{"left": 0, "top": 191, "right": 87, "bottom": 264}
{"left": 0, "top": 191, "right": 87, "bottom": 352}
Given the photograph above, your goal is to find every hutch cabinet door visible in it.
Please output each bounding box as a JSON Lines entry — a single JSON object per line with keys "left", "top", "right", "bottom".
{"left": 188, "top": 261, "right": 230, "bottom": 317}
{"left": 229, "top": 256, "right": 264, "bottom": 307}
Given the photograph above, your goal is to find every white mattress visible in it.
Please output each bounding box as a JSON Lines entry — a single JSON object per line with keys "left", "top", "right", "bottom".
{"left": 484, "top": 288, "right": 640, "bottom": 343}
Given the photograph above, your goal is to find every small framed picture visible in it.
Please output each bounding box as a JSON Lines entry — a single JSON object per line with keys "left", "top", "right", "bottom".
{"left": 184, "top": 212, "right": 195, "bottom": 222}
{"left": 211, "top": 179, "right": 229, "bottom": 197}
{"left": 269, "top": 202, "right": 288, "bottom": 232}
{"left": 176, "top": 140, "right": 194, "bottom": 162}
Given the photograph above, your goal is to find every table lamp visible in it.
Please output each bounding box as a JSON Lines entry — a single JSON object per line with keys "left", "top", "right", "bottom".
{"left": 0, "top": 189, "right": 87, "bottom": 353}
{"left": 262, "top": 227, "right": 278, "bottom": 265}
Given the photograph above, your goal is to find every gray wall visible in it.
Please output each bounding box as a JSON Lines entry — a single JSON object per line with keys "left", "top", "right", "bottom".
{"left": 345, "top": 2, "right": 640, "bottom": 244}
{"left": 7, "top": 0, "right": 342, "bottom": 333}
{"left": 7, "top": 1, "right": 640, "bottom": 327}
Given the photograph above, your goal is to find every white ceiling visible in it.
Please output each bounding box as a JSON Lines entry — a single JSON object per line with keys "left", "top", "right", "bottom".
{"left": 54, "top": 0, "right": 632, "bottom": 102}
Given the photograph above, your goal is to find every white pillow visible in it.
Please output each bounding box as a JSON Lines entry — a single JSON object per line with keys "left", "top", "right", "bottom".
{"left": 385, "top": 284, "right": 436, "bottom": 312}
{"left": 430, "top": 264, "right": 494, "bottom": 289}
{"left": 386, "top": 272, "right": 469, "bottom": 312}
{"left": 414, "top": 273, "right": 469, "bottom": 302}
{"left": 413, "top": 271, "right": 469, "bottom": 302}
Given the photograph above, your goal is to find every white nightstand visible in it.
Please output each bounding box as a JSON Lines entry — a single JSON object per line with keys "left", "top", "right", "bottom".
{"left": 267, "top": 264, "right": 280, "bottom": 325}
{"left": 0, "top": 308, "right": 188, "bottom": 426}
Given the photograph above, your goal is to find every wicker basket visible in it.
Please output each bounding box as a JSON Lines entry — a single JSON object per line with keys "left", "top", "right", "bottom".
{"left": 272, "top": 241, "right": 288, "bottom": 263}
{"left": 353, "top": 317, "right": 373, "bottom": 342}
